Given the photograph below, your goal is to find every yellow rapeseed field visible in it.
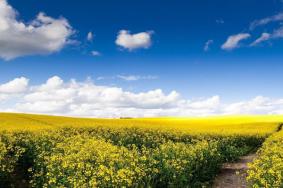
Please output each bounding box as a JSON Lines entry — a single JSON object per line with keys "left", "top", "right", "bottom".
{"left": 0, "top": 113, "right": 283, "bottom": 187}
{"left": 0, "top": 113, "right": 282, "bottom": 134}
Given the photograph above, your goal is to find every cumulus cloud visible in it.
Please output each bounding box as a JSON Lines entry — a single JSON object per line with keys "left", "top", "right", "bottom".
{"left": 11, "top": 76, "right": 181, "bottom": 116}
{"left": 115, "top": 30, "right": 153, "bottom": 50}
{"left": 37, "top": 76, "right": 63, "bottom": 91}
{"left": 0, "top": 0, "right": 73, "bottom": 60}
{"left": 0, "top": 76, "right": 283, "bottom": 117}
{"left": 0, "top": 77, "right": 29, "bottom": 93}
{"left": 221, "top": 33, "right": 251, "bottom": 50}
{"left": 223, "top": 96, "right": 283, "bottom": 115}
{"left": 0, "top": 77, "right": 29, "bottom": 104}
{"left": 204, "top": 40, "right": 213, "bottom": 51}
{"left": 250, "top": 12, "right": 283, "bottom": 30}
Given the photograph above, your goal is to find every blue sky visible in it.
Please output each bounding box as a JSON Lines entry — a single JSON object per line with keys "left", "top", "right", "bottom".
{"left": 0, "top": 0, "right": 283, "bottom": 117}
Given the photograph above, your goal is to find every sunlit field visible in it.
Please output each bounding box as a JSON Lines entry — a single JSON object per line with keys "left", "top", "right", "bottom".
{"left": 0, "top": 113, "right": 283, "bottom": 187}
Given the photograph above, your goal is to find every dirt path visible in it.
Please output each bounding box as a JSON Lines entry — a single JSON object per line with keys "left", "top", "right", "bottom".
{"left": 212, "top": 153, "right": 256, "bottom": 188}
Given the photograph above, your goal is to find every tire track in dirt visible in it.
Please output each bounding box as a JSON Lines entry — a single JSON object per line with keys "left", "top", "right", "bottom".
{"left": 212, "top": 153, "right": 256, "bottom": 188}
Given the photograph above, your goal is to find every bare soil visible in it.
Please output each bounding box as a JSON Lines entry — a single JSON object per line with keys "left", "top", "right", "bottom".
{"left": 212, "top": 154, "right": 256, "bottom": 188}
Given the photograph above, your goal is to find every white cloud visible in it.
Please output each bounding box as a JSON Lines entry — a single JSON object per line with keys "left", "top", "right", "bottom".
{"left": 0, "top": 76, "right": 283, "bottom": 117}
{"left": 117, "top": 75, "right": 158, "bottom": 81}
{"left": 115, "top": 30, "right": 153, "bottom": 50}
{"left": 250, "top": 12, "right": 283, "bottom": 30}
{"left": 91, "top": 50, "right": 101, "bottom": 56}
{"left": 0, "top": 77, "right": 29, "bottom": 93}
{"left": 250, "top": 33, "right": 271, "bottom": 46}
{"left": 189, "top": 96, "right": 220, "bottom": 109}
{"left": 117, "top": 75, "right": 142, "bottom": 81}
{"left": 37, "top": 76, "right": 63, "bottom": 91}
{"left": 250, "top": 27, "right": 283, "bottom": 46}
{"left": 96, "top": 75, "right": 157, "bottom": 81}
{"left": 247, "top": 12, "right": 283, "bottom": 47}
{"left": 223, "top": 96, "right": 283, "bottom": 115}
{"left": 0, "top": 0, "right": 73, "bottom": 60}
{"left": 12, "top": 76, "right": 181, "bottom": 116}
{"left": 87, "top": 32, "right": 94, "bottom": 42}
{"left": 204, "top": 40, "right": 213, "bottom": 51}
{"left": 221, "top": 33, "right": 251, "bottom": 50}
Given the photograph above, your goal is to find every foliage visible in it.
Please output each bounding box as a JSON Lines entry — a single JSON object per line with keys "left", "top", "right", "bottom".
{"left": 247, "top": 129, "right": 283, "bottom": 187}
{"left": 0, "top": 133, "right": 25, "bottom": 186}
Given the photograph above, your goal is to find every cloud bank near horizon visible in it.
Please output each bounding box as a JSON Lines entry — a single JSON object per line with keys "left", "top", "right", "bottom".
{"left": 0, "top": 76, "right": 282, "bottom": 118}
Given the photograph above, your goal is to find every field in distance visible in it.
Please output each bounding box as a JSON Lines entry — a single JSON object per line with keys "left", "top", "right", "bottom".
{"left": 0, "top": 113, "right": 283, "bottom": 187}
{"left": 0, "top": 112, "right": 282, "bottom": 133}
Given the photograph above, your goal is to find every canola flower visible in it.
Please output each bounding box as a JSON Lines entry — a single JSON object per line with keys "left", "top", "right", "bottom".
{"left": 247, "top": 127, "right": 283, "bottom": 187}
{"left": 0, "top": 133, "right": 25, "bottom": 186}
{"left": 0, "top": 113, "right": 282, "bottom": 187}
{"left": 38, "top": 137, "right": 223, "bottom": 187}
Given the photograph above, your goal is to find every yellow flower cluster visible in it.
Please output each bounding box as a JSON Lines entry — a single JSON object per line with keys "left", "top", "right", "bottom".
{"left": 0, "top": 113, "right": 282, "bottom": 187}
{"left": 247, "top": 127, "right": 283, "bottom": 187}
{"left": 0, "top": 141, "right": 7, "bottom": 173}
{"left": 0, "top": 133, "right": 25, "bottom": 185}
{"left": 35, "top": 136, "right": 224, "bottom": 187}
